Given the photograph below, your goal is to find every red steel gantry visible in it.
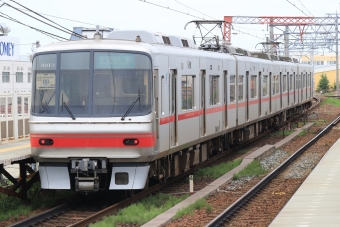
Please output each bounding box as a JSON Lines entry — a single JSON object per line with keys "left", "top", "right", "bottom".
{"left": 223, "top": 16, "right": 337, "bottom": 44}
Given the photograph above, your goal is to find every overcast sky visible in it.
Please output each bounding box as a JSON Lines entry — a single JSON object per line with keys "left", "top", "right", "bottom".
{"left": 1, "top": 0, "right": 340, "bottom": 55}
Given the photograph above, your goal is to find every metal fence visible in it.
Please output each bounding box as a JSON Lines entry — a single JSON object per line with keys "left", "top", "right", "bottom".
{"left": 0, "top": 94, "right": 30, "bottom": 142}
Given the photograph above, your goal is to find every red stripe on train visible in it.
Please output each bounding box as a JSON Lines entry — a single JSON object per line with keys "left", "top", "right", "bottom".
{"left": 30, "top": 133, "right": 156, "bottom": 148}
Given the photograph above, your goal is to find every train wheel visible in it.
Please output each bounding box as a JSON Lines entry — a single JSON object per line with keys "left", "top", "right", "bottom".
{"left": 125, "top": 189, "right": 136, "bottom": 198}
{"left": 36, "top": 189, "right": 56, "bottom": 199}
{"left": 144, "top": 177, "right": 149, "bottom": 190}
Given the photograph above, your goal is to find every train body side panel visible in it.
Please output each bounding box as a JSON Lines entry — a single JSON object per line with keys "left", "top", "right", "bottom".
{"left": 246, "top": 60, "right": 260, "bottom": 123}
{"left": 259, "top": 62, "right": 270, "bottom": 118}
{"left": 157, "top": 55, "right": 170, "bottom": 154}
{"left": 177, "top": 56, "right": 200, "bottom": 146}
{"left": 223, "top": 59, "right": 237, "bottom": 132}
{"left": 205, "top": 58, "right": 223, "bottom": 136}
{"left": 237, "top": 61, "right": 246, "bottom": 126}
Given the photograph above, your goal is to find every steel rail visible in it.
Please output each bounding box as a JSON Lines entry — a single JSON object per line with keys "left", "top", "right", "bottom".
{"left": 68, "top": 99, "right": 319, "bottom": 227}
{"left": 206, "top": 103, "right": 338, "bottom": 227}
{"left": 8, "top": 203, "right": 69, "bottom": 227}
{"left": 9, "top": 98, "right": 319, "bottom": 227}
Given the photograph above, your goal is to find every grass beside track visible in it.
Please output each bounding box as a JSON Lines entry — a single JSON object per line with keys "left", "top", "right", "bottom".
{"left": 233, "top": 161, "right": 267, "bottom": 180}
{"left": 270, "top": 129, "right": 295, "bottom": 137}
{"left": 90, "top": 193, "right": 188, "bottom": 227}
{"left": 173, "top": 198, "right": 212, "bottom": 220}
{"left": 321, "top": 97, "right": 340, "bottom": 106}
{"left": 0, "top": 182, "right": 74, "bottom": 222}
{"left": 194, "top": 159, "right": 242, "bottom": 180}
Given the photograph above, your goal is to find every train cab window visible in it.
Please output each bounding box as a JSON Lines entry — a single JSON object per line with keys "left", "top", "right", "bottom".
{"left": 238, "top": 75, "right": 244, "bottom": 101}
{"left": 93, "top": 52, "right": 152, "bottom": 117}
{"left": 32, "top": 53, "right": 58, "bottom": 115}
{"left": 59, "top": 52, "right": 90, "bottom": 115}
{"left": 181, "top": 75, "right": 195, "bottom": 110}
{"left": 210, "top": 75, "right": 220, "bottom": 105}
{"left": 262, "top": 75, "right": 268, "bottom": 96}
{"left": 230, "top": 75, "right": 235, "bottom": 102}
{"left": 250, "top": 75, "right": 257, "bottom": 98}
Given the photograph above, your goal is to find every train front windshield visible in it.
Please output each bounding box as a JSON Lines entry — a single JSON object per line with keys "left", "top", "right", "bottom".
{"left": 31, "top": 51, "right": 152, "bottom": 118}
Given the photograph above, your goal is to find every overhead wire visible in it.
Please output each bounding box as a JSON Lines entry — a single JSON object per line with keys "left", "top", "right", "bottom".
{"left": 8, "top": 8, "right": 109, "bottom": 28}
{"left": 1, "top": 1, "right": 86, "bottom": 39}
{"left": 140, "top": 0, "right": 264, "bottom": 40}
{"left": 286, "top": 0, "right": 313, "bottom": 17}
{"left": 140, "top": 0, "right": 203, "bottom": 20}
{"left": 285, "top": 0, "right": 333, "bottom": 55}
{"left": 8, "top": 0, "right": 86, "bottom": 39}
{"left": 0, "top": 11, "right": 67, "bottom": 41}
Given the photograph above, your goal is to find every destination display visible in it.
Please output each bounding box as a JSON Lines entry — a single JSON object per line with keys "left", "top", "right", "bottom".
{"left": 36, "top": 73, "right": 56, "bottom": 89}
{"left": 94, "top": 52, "right": 136, "bottom": 69}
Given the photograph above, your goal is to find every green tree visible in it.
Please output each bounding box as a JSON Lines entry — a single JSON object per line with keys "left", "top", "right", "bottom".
{"left": 317, "top": 73, "right": 330, "bottom": 92}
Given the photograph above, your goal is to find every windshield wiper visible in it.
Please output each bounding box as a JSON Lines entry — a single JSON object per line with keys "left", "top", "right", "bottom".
{"left": 63, "top": 102, "right": 76, "bottom": 120}
{"left": 41, "top": 102, "right": 51, "bottom": 114}
{"left": 121, "top": 95, "right": 140, "bottom": 121}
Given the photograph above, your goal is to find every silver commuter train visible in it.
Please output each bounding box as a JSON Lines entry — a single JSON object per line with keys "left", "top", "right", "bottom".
{"left": 30, "top": 30, "right": 313, "bottom": 192}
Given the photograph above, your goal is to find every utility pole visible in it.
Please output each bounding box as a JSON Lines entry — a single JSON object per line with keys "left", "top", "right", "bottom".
{"left": 336, "top": 15, "right": 339, "bottom": 96}
{"left": 284, "top": 26, "right": 289, "bottom": 57}
{"left": 269, "top": 18, "right": 274, "bottom": 55}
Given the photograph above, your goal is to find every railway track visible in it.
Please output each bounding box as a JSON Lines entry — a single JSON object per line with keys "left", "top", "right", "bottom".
{"left": 9, "top": 98, "right": 320, "bottom": 227}
{"left": 206, "top": 102, "right": 339, "bottom": 227}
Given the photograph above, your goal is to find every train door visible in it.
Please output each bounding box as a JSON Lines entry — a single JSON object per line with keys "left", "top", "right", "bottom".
{"left": 305, "top": 73, "right": 307, "bottom": 100}
{"left": 269, "top": 72, "right": 272, "bottom": 113}
{"left": 200, "top": 70, "right": 206, "bottom": 136}
{"left": 246, "top": 71, "right": 249, "bottom": 121}
{"left": 287, "top": 72, "right": 290, "bottom": 106}
{"left": 258, "top": 72, "right": 261, "bottom": 116}
{"left": 154, "top": 69, "right": 160, "bottom": 152}
{"left": 280, "top": 72, "right": 282, "bottom": 109}
{"left": 293, "top": 72, "right": 296, "bottom": 104}
{"left": 170, "top": 69, "right": 177, "bottom": 147}
{"left": 224, "top": 70, "right": 228, "bottom": 128}
{"left": 297, "top": 74, "right": 300, "bottom": 103}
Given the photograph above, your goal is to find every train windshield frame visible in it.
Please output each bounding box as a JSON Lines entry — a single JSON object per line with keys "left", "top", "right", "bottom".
{"left": 31, "top": 51, "right": 152, "bottom": 118}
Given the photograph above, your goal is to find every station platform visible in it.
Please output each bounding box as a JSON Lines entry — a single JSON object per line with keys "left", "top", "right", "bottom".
{"left": 142, "top": 123, "right": 314, "bottom": 227}
{"left": 269, "top": 138, "right": 340, "bottom": 227}
{"left": 0, "top": 139, "right": 38, "bottom": 201}
{"left": 0, "top": 139, "right": 31, "bottom": 177}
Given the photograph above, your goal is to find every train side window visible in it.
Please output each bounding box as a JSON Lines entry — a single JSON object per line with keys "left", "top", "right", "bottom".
{"left": 262, "top": 75, "right": 268, "bottom": 96}
{"left": 274, "top": 75, "right": 279, "bottom": 94}
{"left": 290, "top": 74, "right": 294, "bottom": 91}
{"left": 210, "top": 75, "right": 219, "bottom": 105}
{"left": 230, "top": 75, "right": 235, "bottom": 102}
{"left": 238, "top": 75, "right": 244, "bottom": 101}
{"left": 181, "top": 75, "right": 195, "bottom": 110}
{"left": 250, "top": 75, "right": 257, "bottom": 98}
{"left": 283, "top": 74, "right": 287, "bottom": 92}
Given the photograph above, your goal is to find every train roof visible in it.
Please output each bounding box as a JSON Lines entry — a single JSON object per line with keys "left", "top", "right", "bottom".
{"left": 34, "top": 30, "right": 308, "bottom": 68}
{"left": 106, "top": 30, "right": 196, "bottom": 49}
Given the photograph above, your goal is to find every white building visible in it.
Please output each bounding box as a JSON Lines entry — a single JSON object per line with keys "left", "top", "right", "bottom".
{"left": 0, "top": 35, "right": 31, "bottom": 95}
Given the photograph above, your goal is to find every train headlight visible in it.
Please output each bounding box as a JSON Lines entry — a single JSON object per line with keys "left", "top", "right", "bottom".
{"left": 39, "top": 138, "right": 54, "bottom": 146}
{"left": 123, "top": 138, "right": 139, "bottom": 146}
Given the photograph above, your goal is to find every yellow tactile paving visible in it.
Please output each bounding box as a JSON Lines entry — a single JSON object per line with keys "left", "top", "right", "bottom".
{"left": 0, "top": 143, "right": 30, "bottom": 153}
